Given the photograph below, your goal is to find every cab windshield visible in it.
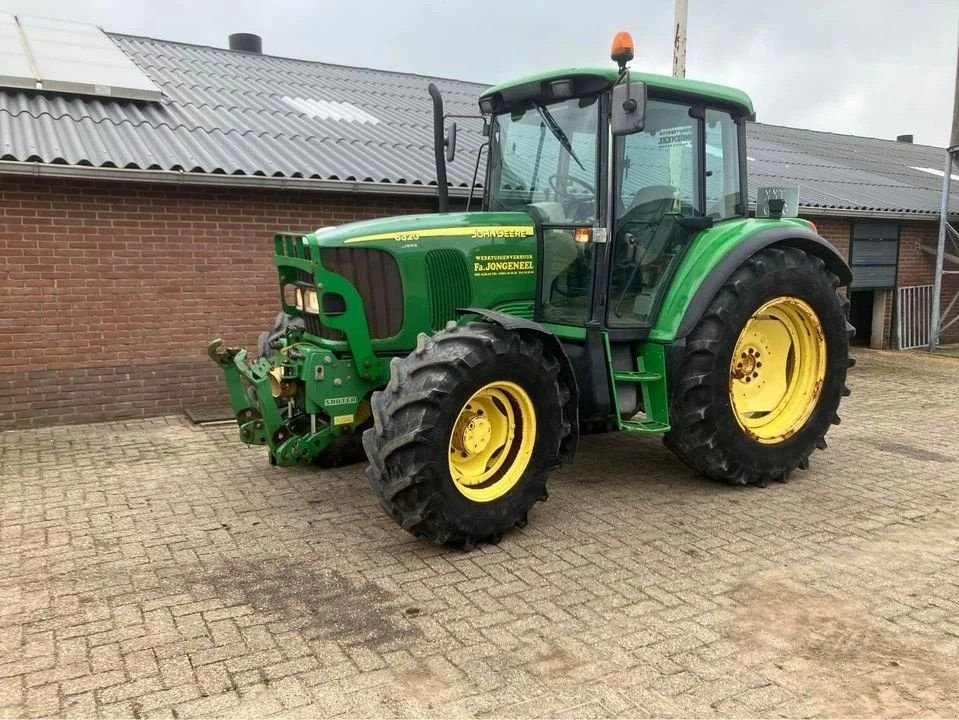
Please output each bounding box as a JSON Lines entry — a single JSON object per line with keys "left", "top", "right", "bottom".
{"left": 485, "top": 96, "right": 599, "bottom": 225}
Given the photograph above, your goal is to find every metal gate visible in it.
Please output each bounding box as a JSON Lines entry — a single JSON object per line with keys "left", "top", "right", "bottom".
{"left": 897, "top": 285, "right": 933, "bottom": 350}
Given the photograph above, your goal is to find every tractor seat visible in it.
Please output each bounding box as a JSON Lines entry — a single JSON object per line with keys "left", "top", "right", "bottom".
{"left": 626, "top": 185, "right": 676, "bottom": 222}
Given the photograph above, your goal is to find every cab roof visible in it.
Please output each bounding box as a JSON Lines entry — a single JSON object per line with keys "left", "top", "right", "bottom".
{"left": 480, "top": 67, "right": 754, "bottom": 117}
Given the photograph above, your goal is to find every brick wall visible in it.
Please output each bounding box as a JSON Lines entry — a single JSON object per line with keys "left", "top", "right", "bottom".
{"left": 805, "top": 214, "right": 959, "bottom": 349}
{"left": 805, "top": 215, "right": 851, "bottom": 257}
{"left": 0, "top": 176, "right": 433, "bottom": 430}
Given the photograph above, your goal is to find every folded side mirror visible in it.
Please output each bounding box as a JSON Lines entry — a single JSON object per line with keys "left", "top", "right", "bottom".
{"left": 611, "top": 81, "right": 646, "bottom": 136}
{"left": 446, "top": 122, "right": 457, "bottom": 163}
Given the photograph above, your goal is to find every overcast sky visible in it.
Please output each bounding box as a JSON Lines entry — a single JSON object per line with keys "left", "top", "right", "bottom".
{"left": 5, "top": 0, "right": 957, "bottom": 146}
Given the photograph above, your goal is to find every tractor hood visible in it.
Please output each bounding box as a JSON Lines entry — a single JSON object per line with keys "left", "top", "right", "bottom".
{"left": 286, "top": 210, "right": 540, "bottom": 354}
{"left": 306, "top": 211, "right": 536, "bottom": 248}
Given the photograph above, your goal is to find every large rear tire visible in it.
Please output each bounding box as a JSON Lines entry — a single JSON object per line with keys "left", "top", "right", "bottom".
{"left": 363, "top": 322, "right": 575, "bottom": 549}
{"left": 664, "top": 246, "right": 854, "bottom": 485}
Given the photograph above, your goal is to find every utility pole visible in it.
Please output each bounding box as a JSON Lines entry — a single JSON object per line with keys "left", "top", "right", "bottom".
{"left": 930, "top": 24, "right": 959, "bottom": 351}
{"left": 673, "top": 0, "right": 688, "bottom": 78}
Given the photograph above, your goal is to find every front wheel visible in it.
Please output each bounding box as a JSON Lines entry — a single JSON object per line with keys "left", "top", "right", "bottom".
{"left": 664, "top": 246, "right": 854, "bottom": 485}
{"left": 363, "top": 322, "right": 576, "bottom": 549}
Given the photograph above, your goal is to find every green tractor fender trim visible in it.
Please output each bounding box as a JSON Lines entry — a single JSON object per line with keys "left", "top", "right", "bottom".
{"left": 649, "top": 221, "right": 852, "bottom": 343}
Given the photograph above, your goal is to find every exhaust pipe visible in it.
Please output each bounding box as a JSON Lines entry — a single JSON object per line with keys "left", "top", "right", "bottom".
{"left": 428, "top": 83, "right": 450, "bottom": 213}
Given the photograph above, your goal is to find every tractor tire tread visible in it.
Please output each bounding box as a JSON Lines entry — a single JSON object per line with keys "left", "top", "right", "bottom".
{"left": 364, "top": 322, "right": 575, "bottom": 549}
{"left": 663, "top": 246, "right": 852, "bottom": 486}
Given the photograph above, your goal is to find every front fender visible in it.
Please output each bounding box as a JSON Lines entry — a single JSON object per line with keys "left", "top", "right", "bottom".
{"left": 457, "top": 307, "right": 580, "bottom": 462}
{"left": 649, "top": 219, "right": 851, "bottom": 342}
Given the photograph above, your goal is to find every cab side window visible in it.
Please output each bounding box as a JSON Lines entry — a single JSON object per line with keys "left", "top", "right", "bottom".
{"left": 704, "top": 109, "right": 743, "bottom": 220}
{"left": 617, "top": 101, "right": 700, "bottom": 216}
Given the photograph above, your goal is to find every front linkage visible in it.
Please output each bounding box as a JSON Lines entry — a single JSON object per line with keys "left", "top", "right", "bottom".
{"left": 208, "top": 233, "right": 384, "bottom": 466}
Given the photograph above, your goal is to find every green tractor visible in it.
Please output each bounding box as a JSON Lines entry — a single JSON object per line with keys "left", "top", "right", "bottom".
{"left": 209, "top": 33, "right": 853, "bottom": 548}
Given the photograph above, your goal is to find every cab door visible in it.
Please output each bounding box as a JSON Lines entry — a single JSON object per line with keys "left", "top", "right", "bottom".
{"left": 607, "top": 99, "right": 704, "bottom": 331}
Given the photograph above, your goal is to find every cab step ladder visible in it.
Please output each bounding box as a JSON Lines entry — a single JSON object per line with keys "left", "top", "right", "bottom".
{"left": 603, "top": 334, "right": 671, "bottom": 434}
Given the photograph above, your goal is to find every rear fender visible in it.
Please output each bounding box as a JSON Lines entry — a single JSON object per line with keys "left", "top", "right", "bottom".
{"left": 650, "top": 223, "right": 852, "bottom": 342}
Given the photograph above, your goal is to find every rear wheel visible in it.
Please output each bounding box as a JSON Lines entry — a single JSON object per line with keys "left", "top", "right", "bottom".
{"left": 664, "top": 246, "right": 854, "bottom": 485}
{"left": 363, "top": 322, "right": 575, "bottom": 549}
{"left": 729, "top": 296, "right": 826, "bottom": 443}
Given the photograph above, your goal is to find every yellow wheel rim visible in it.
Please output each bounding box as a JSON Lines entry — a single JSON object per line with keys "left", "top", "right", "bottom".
{"left": 729, "top": 296, "right": 826, "bottom": 444}
{"left": 448, "top": 381, "right": 536, "bottom": 502}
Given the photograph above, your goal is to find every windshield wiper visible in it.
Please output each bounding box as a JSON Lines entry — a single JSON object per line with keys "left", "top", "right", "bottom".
{"left": 537, "top": 105, "right": 585, "bottom": 172}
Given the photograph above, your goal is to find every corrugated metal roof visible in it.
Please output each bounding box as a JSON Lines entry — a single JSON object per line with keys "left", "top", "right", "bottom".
{"left": 0, "top": 31, "right": 956, "bottom": 216}
{"left": 746, "top": 124, "right": 957, "bottom": 215}
{"left": 0, "top": 34, "right": 488, "bottom": 187}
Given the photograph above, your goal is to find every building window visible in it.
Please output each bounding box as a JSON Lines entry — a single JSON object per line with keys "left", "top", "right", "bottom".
{"left": 849, "top": 222, "right": 899, "bottom": 289}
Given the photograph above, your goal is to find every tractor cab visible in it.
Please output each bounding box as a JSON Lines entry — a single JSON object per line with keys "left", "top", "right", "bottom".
{"left": 479, "top": 62, "right": 752, "bottom": 337}
{"left": 475, "top": 44, "right": 756, "bottom": 431}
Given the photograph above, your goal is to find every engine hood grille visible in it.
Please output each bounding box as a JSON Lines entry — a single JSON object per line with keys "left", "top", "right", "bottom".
{"left": 297, "top": 246, "right": 403, "bottom": 341}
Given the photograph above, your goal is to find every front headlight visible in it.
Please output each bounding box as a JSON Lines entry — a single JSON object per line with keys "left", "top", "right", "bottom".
{"left": 295, "top": 287, "right": 319, "bottom": 314}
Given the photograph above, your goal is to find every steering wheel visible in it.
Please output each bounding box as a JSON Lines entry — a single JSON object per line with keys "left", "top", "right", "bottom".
{"left": 547, "top": 173, "right": 595, "bottom": 198}
{"left": 547, "top": 174, "right": 596, "bottom": 222}
{"left": 614, "top": 188, "right": 681, "bottom": 270}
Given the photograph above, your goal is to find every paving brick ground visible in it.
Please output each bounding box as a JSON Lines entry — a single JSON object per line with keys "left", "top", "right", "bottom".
{"left": 1, "top": 349, "right": 958, "bottom": 719}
